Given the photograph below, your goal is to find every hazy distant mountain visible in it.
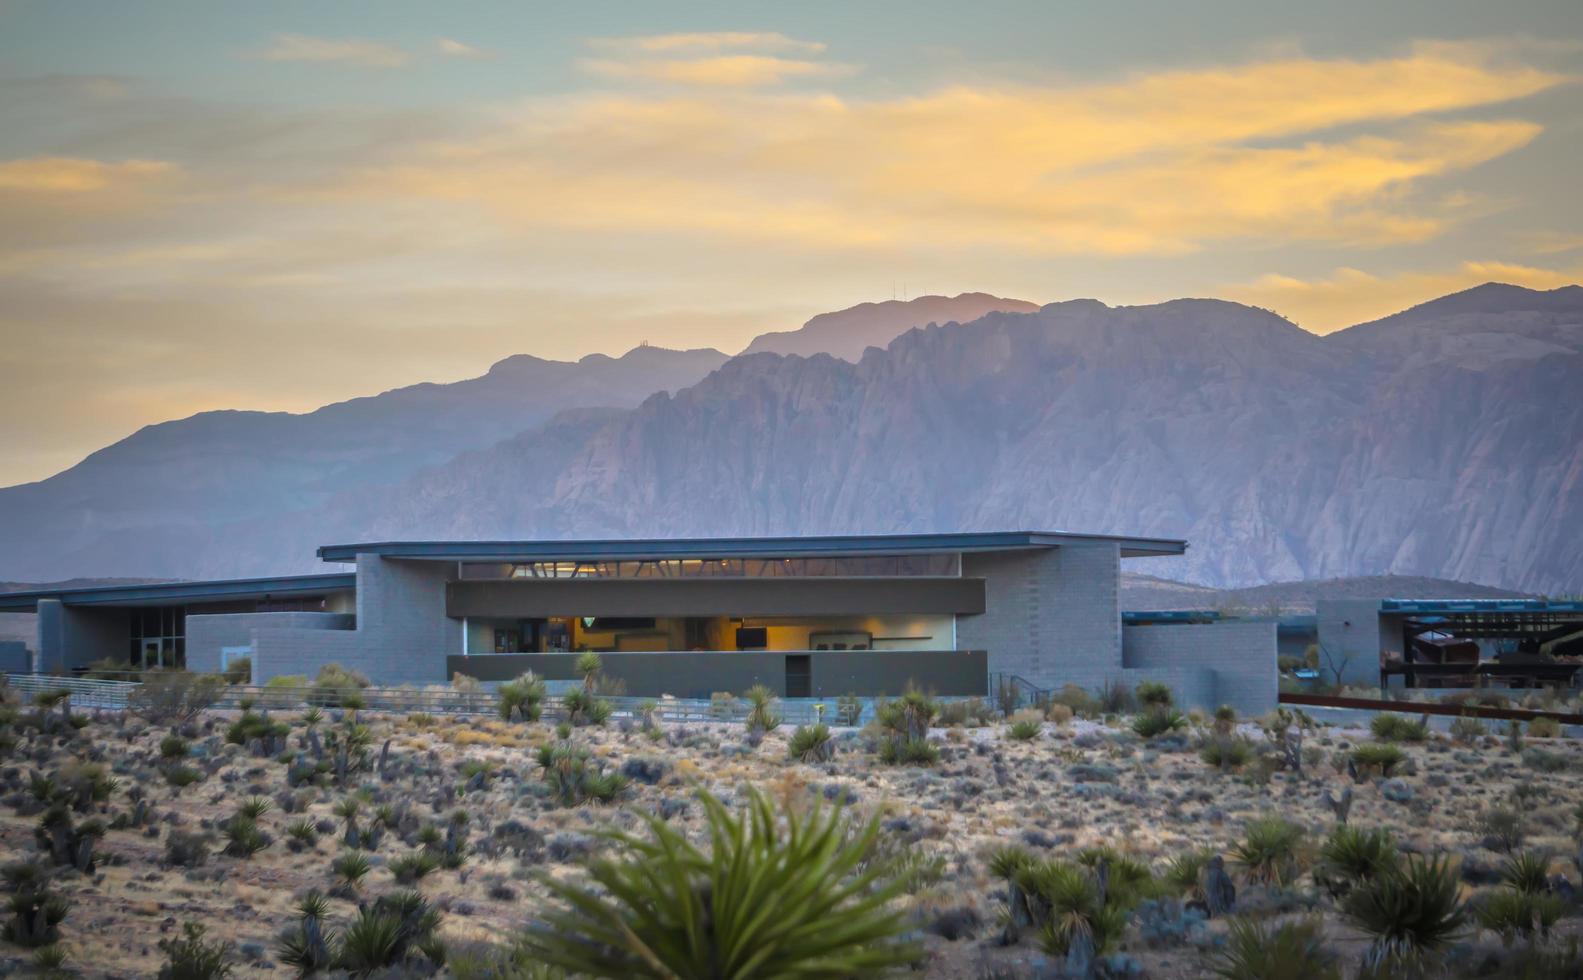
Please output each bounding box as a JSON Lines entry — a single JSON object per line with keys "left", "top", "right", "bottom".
{"left": 0, "top": 346, "right": 726, "bottom": 580}
{"left": 344, "top": 284, "right": 1582, "bottom": 593}
{"left": 1, "top": 283, "right": 1579, "bottom": 593}
{"left": 740, "top": 292, "right": 1040, "bottom": 361}
{"left": 1118, "top": 572, "right": 1532, "bottom": 615}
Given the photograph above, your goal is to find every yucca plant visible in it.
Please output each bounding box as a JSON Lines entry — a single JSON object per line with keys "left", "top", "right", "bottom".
{"left": 877, "top": 736, "right": 939, "bottom": 766}
{"left": 1008, "top": 718, "right": 1042, "bottom": 741}
{"left": 3, "top": 863, "right": 68, "bottom": 948}
{"left": 1200, "top": 736, "right": 1255, "bottom": 770}
{"left": 1135, "top": 680, "right": 1174, "bottom": 708}
{"left": 1231, "top": 815, "right": 1306, "bottom": 887}
{"left": 497, "top": 672, "right": 546, "bottom": 723}
{"left": 1164, "top": 849, "right": 1214, "bottom": 901}
{"left": 333, "top": 851, "right": 371, "bottom": 890}
{"left": 222, "top": 816, "right": 271, "bottom": 859}
{"left": 536, "top": 741, "right": 628, "bottom": 806}
{"left": 1501, "top": 850, "right": 1551, "bottom": 895}
{"left": 520, "top": 788, "right": 917, "bottom": 978}
{"left": 237, "top": 796, "right": 273, "bottom": 821}
{"left": 1370, "top": 714, "right": 1430, "bottom": 744}
{"left": 286, "top": 818, "right": 318, "bottom": 848}
{"left": 275, "top": 891, "right": 338, "bottom": 974}
{"left": 743, "top": 684, "right": 782, "bottom": 733}
{"left": 1019, "top": 861, "right": 1126, "bottom": 957}
{"left": 390, "top": 850, "right": 442, "bottom": 884}
{"left": 1215, "top": 917, "right": 1340, "bottom": 980}
{"left": 1314, "top": 826, "right": 1398, "bottom": 899}
{"left": 788, "top": 723, "right": 835, "bottom": 762}
{"left": 1350, "top": 743, "right": 1406, "bottom": 777}
{"left": 1131, "top": 708, "right": 1186, "bottom": 739}
{"left": 1343, "top": 854, "right": 1468, "bottom": 975}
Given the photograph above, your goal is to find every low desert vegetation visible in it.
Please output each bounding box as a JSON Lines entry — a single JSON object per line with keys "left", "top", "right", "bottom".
{"left": 1, "top": 673, "right": 1581, "bottom": 978}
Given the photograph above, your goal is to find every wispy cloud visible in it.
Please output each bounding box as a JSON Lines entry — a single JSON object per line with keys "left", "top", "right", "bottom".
{"left": 0, "top": 156, "right": 173, "bottom": 192}
{"left": 436, "top": 37, "right": 494, "bottom": 60}
{"left": 1225, "top": 260, "right": 1583, "bottom": 332}
{"left": 588, "top": 32, "right": 826, "bottom": 55}
{"left": 250, "top": 33, "right": 411, "bottom": 69}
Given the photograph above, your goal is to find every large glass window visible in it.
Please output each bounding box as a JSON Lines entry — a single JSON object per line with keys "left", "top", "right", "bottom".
{"left": 129, "top": 605, "right": 185, "bottom": 669}
{"left": 460, "top": 553, "right": 959, "bottom": 580}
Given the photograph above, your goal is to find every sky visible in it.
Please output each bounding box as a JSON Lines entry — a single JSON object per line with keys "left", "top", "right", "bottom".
{"left": 1, "top": 0, "right": 1580, "bottom": 487}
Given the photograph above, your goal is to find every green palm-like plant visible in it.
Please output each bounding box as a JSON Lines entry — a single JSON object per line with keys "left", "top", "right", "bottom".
{"left": 1131, "top": 708, "right": 1186, "bottom": 739}
{"left": 1215, "top": 917, "right": 1340, "bottom": 980}
{"left": 1343, "top": 854, "right": 1468, "bottom": 974}
{"left": 743, "top": 684, "right": 782, "bottom": 733}
{"left": 787, "top": 723, "right": 834, "bottom": 762}
{"left": 1008, "top": 719, "right": 1042, "bottom": 741}
{"left": 333, "top": 851, "right": 371, "bottom": 890}
{"left": 1476, "top": 887, "right": 1565, "bottom": 945}
{"left": 1231, "top": 815, "right": 1306, "bottom": 887}
{"left": 497, "top": 672, "right": 547, "bottom": 723}
{"left": 1500, "top": 850, "right": 1551, "bottom": 895}
{"left": 1018, "top": 861, "right": 1125, "bottom": 957}
{"left": 1314, "top": 826, "right": 1398, "bottom": 899}
{"left": 519, "top": 787, "right": 917, "bottom": 978}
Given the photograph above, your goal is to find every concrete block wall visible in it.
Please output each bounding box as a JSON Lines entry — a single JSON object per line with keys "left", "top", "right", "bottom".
{"left": 1315, "top": 600, "right": 1383, "bottom": 687}
{"left": 1119, "top": 665, "right": 1217, "bottom": 712}
{"left": 0, "top": 640, "right": 30, "bottom": 673}
{"left": 186, "top": 612, "right": 355, "bottom": 674}
{"left": 1122, "top": 620, "right": 1277, "bottom": 715}
{"left": 35, "top": 600, "right": 128, "bottom": 672}
{"left": 956, "top": 543, "right": 1121, "bottom": 691}
{"left": 248, "top": 556, "right": 458, "bottom": 685}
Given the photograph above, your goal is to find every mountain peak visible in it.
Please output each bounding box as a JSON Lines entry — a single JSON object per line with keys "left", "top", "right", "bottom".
{"left": 740, "top": 291, "right": 1041, "bottom": 362}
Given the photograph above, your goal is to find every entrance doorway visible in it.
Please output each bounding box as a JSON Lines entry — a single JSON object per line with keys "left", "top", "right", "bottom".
{"left": 139, "top": 638, "right": 163, "bottom": 670}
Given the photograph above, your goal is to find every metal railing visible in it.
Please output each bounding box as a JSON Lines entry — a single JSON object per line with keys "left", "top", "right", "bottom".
{"left": 3, "top": 673, "right": 138, "bottom": 710}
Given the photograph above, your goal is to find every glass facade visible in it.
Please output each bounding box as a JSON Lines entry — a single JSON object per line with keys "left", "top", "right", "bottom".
{"left": 460, "top": 554, "right": 960, "bottom": 580}
{"left": 129, "top": 605, "right": 185, "bottom": 669}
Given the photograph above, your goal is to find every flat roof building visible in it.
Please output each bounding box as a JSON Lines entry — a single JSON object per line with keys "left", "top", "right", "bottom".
{"left": 1, "top": 531, "right": 1278, "bottom": 713}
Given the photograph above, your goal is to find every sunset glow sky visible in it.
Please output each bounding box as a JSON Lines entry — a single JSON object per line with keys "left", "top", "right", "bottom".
{"left": 1, "top": 0, "right": 1580, "bottom": 486}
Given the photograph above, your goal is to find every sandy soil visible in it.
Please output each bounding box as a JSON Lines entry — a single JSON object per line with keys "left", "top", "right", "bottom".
{"left": 1, "top": 704, "right": 1580, "bottom": 978}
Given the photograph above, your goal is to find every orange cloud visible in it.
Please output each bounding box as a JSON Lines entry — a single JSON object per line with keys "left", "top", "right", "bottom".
{"left": 580, "top": 54, "right": 855, "bottom": 87}
{"left": 250, "top": 33, "right": 411, "bottom": 68}
{"left": 1224, "top": 260, "right": 1583, "bottom": 332}
{"left": 0, "top": 157, "right": 173, "bottom": 192}
{"left": 588, "top": 32, "right": 826, "bottom": 55}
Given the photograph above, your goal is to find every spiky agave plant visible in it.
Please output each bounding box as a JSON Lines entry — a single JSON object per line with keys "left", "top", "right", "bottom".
{"left": 1214, "top": 918, "right": 1340, "bottom": 980}
{"left": 1231, "top": 815, "right": 1306, "bottom": 888}
{"left": 1343, "top": 854, "right": 1468, "bottom": 975}
{"left": 520, "top": 787, "right": 917, "bottom": 978}
{"left": 1314, "top": 826, "right": 1398, "bottom": 899}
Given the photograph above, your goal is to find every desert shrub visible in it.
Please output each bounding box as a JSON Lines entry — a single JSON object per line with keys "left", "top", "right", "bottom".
{"left": 519, "top": 788, "right": 916, "bottom": 977}
{"left": 158, "top": 921, "right": 234, "bottom": 979}
{"left": 264, "top": 674, "right": 308, "bottom": 689}
{"left": 1050, "top": 683, "right": 1103, "bottom": 719}
{"left": 164, "top": 831, "right": 212, "bottom": 868}
{"left": 1476, "top": 888, "right": 1566, "bottom": 945}
{"left": 1231, "top": 815, "right": 1306, "bottom": 887}
{"left": 1097, "top": 678, "right": 1136, "bottom": 714}
{"left": 1214, "top": 917, "right": 1340, "bottom": 980}
{"left": 1045, "top": 702, "right": 1075, "bottom": 725}
{"left": 1008, "top": 718, "right": 1042, "bottom": 741}
{"left": 159, "top": 734, "right": 190, "bottom": 759}
{"left": 878, "top": 737, "right": 939, "bottom": 766}
{"left": 221, "top": 656, "right": 252, "bottom": 686}
{"left": 497, "top": 672, "right": 546, "bottom": 723}
{"left": 129, "top": 670, "right": 225, "bottom": 726}
{"left": 536, "top": 742, "right": 627, "bottom": 806}
{"left": 1314, "top": 826, "right": 1398, "bottom": 899}
{"left": 390, "top": 850, "right": 443, "bottom": 884}
{"left": 1522, "top": 747, "right": 1571, "bottom": 773}
{"left": 1350, "top": 743, "right": 1406, "bottom": 777}
{"left": 82, "top": 657, "right": 138, "bottom": 681}
{"left": 311, "top": 663, "right": 369, "bottom": 706}
{"left": 1200, "top": 736, "right": 1256, "bottom": 770}
{"left": 1132, "top": 707, "right": 1187, "bottom": 739}
{"left": 237, "top": 796, "right": 273, "bottom": 820}
{"left": 1527, "top": 716, "right": 1562, "bottom": 739}
{"left": 32, "top": 945, "right": 68, "bottom": 975}
{"left": 1479, "top": 805, "right": 1526, "bottom": 853}
{"left": 1343, "top": 854, "right": 1468, "bottom": 974}
{"left": 286, "top": 819, "right": 318, "bottom": 848}
{"left": 1135, "top": 680, "right": 1174, "bottom": 708}
{"left": 834, "top": 693, "right": 862, "bottom": 726}
{"left": 562, "top": 688, "right": 612, "bottom": 728}
{"left": 2, "top": 863, "right": 68, "bottom": 948}
{"left": 1370, "top": 714, "right": 1429, "bottom": 743}
{"left": 788, "top": 723, "right": 834, "bottom": 763}
{"left": 1449, "top": 715, "right": 1487, "bottom": 743}
{"left": 1163, "top": 850, "right": 1214, "bottom": 898}
{"left": 1212, "top": 704, "right": 1238, "bottom": 735}
{"left": 937, "top": 697, "right": 994, "bottom": 727}
{"left": 743, "top": 684, "right": 782, "bottom": 733}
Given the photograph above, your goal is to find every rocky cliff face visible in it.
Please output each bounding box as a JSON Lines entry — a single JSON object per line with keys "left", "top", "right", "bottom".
{"left": 2, "top": 284, "right": 1578, "bottom": 592}
{"left": 740, "top": 292, "right": 1040, "bottom": 361}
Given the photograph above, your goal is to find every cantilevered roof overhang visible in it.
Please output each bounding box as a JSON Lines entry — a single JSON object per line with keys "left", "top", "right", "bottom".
{"left": 317, "top": 530, "right": 1189, "bottom": 564}
{"left": 0, "top": 573, "right": 357, "bottom": 612}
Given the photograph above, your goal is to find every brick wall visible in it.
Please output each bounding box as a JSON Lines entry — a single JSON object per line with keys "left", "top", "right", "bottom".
{"left": 186, "top": 612, "right": 354, "bottom": 674}
{"left": 1121, "top": 620, "right": 1277, "bottom": 715}
{"left": 247, "top": 556, "right": 458, "bottom": 685}
{"left": 956, "top": 543, "right": 1122, "bottom": 691}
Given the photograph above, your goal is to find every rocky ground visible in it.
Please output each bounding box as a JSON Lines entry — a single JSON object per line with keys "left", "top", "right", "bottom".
{"left": 1, "top": 698, "right": 1581, "bottom": 978}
